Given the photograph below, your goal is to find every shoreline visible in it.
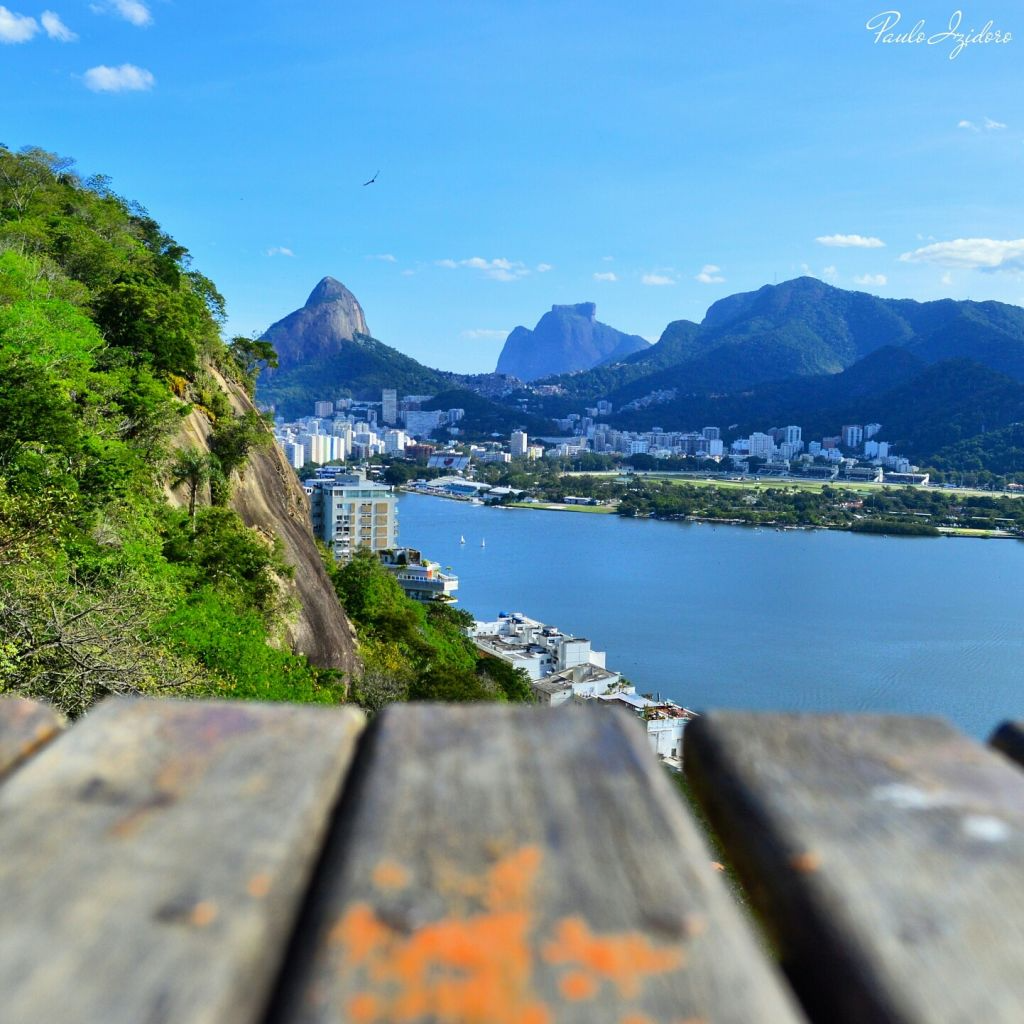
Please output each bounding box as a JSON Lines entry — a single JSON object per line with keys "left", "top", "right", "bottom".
{"left": 438, "top": 495, "right": 1018, "bottom": 539}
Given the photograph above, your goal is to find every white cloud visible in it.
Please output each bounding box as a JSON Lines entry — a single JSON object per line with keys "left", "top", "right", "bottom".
{"left": 92, "top": 0, "right": 151, "bottom": 26}
{"left": 695, "top": 264, "right": 725, "bottom": 284}
{"left": 816, "top": 234, "right": 886, "bottom": 248}
{"left": 435, "top": 256, "right": 531, "bottom": 281}
{"left": 41, "top": 10, "right": 76, "bottom": 40}
{"left": 822, "top": 265, "right": 839, "bottom": 282}
{"left": 461, "top": 328, "right": 509, "bottom": 340}
{"left": 602, "top": 255, "right": 614, "bottom": 262}
{"left": 642, "top": 273, "right": 675, "bottom": 286}
{"left": 941, "top": 272, "right": 954, "bottom": 286}
{"left": 853, "top": 273, "right": 887, "bottom": 286}
{"left": 593, "top": 271, "right": 618, "bottom": 282}
{"left": 0, "top": 6, "right": 38, "bottom": 42}
{"left": 400, "top": 269, "right": 415, "bottom": 277}
{"left": 265, "top": 246, "right": 295, "bottom": 258}
{"left": 958, "top": 117, "right": 1006, "bottom": 132}
{"left": 83, "top": 63, "right": 155, "bottom": 91}
{"left": 899, "top": 238, "right": 1024, "bottom": 272}
{"left": 368, "top": 253, "right": 396, "bottom": 262}
{"left": 536, "top": 263, "right": 553, "bottom": 273}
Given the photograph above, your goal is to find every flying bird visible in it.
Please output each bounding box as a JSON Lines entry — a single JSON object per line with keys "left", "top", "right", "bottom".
{"left": 362, "top": 170, "right": 380, "bottom": 186}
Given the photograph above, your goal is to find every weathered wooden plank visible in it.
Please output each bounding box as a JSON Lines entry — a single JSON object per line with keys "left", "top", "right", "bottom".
{"left": 0, "top": 697, "right": 65, "bottom": 780}
{"left": 267, "top": 704, "right": 805, "bottom": 1024}
{"left": 0, "top": 697, "right": 365, "bottom": 1024}
{"left": 684, "top": 712, "right": 1024, "bottom": 1024}
{"left": 990, "top": 721, "right": 1024, "bottom": 770}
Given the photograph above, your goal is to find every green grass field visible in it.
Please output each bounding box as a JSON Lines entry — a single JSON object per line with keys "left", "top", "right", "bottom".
{"left": 634, "top": 475, "right": 1024, "bottom": 500}
{"left": 508, "top": 502, "right": 616, "bottom": 514}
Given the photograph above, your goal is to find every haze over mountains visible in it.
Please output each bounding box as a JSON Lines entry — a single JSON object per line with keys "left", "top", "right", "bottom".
{"left": 257, "top": 275, "right": 1024, "bottom": 473}
{"left": 495, "top": 302, "right": 650, "bottom": 381}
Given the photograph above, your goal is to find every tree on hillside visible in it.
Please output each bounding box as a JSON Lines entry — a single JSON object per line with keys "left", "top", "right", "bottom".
{"left": 228, "top": 336, "right": 278, "bottom": 394}
{"left": 169, "top": 447, "right": 213, "bottom": 522}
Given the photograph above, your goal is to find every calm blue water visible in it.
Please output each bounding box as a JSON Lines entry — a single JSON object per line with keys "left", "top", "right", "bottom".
{"left": 398, "top": 493, "right": 1024, "bottom": 738}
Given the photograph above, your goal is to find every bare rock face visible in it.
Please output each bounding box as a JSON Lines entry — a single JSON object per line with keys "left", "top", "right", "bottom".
{"left": 262, "top": 277, "right": 370, "bottom": 375}
{"left": 167, "top": 367, "right": 360, "bottom": 679}
{"left": 496, "top": 302, "right": 650, "bottom": 382}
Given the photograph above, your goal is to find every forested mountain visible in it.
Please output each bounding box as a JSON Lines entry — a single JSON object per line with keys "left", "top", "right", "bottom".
{"left": 495, "top": 302, "right": 650, "bottom": 381}
{"left": 607, "top": 278, "right": 1024, "bottom": 405}
{"left": 256, "top": 278, "right": 451, "bottom": 417}
{"left": 533, "top": 278, "right": 1024, "bottom": 407}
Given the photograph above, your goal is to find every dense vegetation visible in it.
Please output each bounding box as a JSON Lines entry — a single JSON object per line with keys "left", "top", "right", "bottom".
{"left": 258, "top": 331, "right": 452, "bottom": 420}
{"left": 616, "top": 479, "right": 1024, "bottom": 535}
{"left": 327, "top": 550, "right": 532, "bottom": 712}
{"left": 0, "top": 146, "right": 348, "bottom": 714}
{"left": 0, "top": 145, "right": 535, "bottom": 716}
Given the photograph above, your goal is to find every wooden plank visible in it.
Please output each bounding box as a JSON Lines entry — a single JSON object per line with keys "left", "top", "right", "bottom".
{"left": 0, "top": 697, "right": 65, "bottom": 780}
{"left": 0, "top": 697, "right": 364, "bottom": 1024}
{"left": 267, "top": 704, "right": 805, "bottom": 1024}
{"left": 684, "top": 712, "right": 1024, "bottom": 1024}
{"left": 990, "top": 721, "right": 1024, "bottom": 770}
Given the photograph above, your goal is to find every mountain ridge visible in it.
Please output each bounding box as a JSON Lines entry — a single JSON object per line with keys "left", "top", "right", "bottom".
{"left": 496, "top": 301, "right": 650, "bottom": 381}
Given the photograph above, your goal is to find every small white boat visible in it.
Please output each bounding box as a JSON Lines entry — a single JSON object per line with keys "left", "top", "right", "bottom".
{"left": 460, "top": 535, "right": 465, "bottom": 544}
{"left": 481, "top": 538, "right": 486, "bottom": 547}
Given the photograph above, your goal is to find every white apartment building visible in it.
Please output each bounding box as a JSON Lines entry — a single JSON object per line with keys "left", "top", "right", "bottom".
{"left": 748, "top": 432, "right": 775, "bottom": 459}
{"left": 305, "top": 472, "right": 399, "bottom": 561}
{"left": 404, "top": 410, "right": 445, "bottom": 438}
{"left": 842, "top": 424, "right": 864, "bottom": 449}
{"left": 511, "top": 430, "right": 529, "bottom": 457}
{"left": 468, "top": 613, "right": 607, "bottom": 683}
{"left": 384, "top": 429, "right": 408, "bottom": 454}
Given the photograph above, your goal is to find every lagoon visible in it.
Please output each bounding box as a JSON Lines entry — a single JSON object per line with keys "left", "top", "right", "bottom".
{"left": 397, "top": 493, "right": 1024, "bottom": 738}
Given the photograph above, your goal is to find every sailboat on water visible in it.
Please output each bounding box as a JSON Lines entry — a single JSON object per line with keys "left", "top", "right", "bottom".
{"left": 481, "top": 538, "right": 486, "bottom": 547}
{"left": 460, "top": 535, "right": 465, "bottom": 544}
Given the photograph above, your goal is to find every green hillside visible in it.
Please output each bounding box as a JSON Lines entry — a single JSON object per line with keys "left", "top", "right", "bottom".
{"left": 258, "top": 331, "right": 451, "bottom": 418}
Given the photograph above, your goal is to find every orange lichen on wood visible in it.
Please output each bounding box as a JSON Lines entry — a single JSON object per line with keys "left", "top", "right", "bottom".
{"left": 188, "top": 901, "right": 218, "bottom": 928}
{"left": 559, "top": 970, "right": 598, "bottom": 1001}
{"left": 788, "top": 850, "right": 822, "bottom": 873}
{"left": 327, "top": 845, "right": 683, "bottom": 1022}
{"left": 247, "top": 872, "right": 272, "bottom": 898}
{"left": 372, "top": 860, "right": 411, "bottom": 891}
{"left": 543, "top": 916, "right": 684, "bottom": 999}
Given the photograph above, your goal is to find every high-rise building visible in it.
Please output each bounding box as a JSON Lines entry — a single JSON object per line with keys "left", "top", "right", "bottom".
{"left": 381, "top": 389, "right": 398, "bottom": 425}
{"left": 384, "top": 429, "right": 408, "bottom": 454}
{"left": 306, "top": 472, "right": 399, "bottom": 561}
{"left": 842, "top": 424, "right": 864, "bottom": 449}
{"left": 748, "top": 432, "right": 775, "bottom": 459}
{"left": 784, "top": 425, "right": 802, "bottom": 445}
{"left": 702, "top": 426, "right": 721, "bottom": 441}
{"left": 511, "top": 430, "right": 529, "bottom": 457}
{"left": 314, "top": 401, "right": 335, "bottom": 418}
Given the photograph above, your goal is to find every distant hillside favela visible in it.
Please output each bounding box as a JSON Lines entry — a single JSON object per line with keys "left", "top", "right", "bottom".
{"left": 261, "top": 275, "right": 1024, "bottom": 486}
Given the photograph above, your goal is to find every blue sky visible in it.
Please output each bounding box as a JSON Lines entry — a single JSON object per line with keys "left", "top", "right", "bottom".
{"left": 3, "top": 1, "right": 1023, "bottom": 372}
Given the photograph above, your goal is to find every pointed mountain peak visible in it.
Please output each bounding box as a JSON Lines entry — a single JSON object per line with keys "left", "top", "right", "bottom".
{"left": 305, "top": 276, "right": 358, "bottom": 308}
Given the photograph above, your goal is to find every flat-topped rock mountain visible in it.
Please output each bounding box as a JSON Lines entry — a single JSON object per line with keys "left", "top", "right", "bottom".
{"left": 496, "top": 302, "right": 650, "bottom": 381}
{"left": 262, "top": 277, "right": 370, "bottom": 375}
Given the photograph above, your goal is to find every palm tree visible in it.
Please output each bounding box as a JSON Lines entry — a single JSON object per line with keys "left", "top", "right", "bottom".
{"left": 169, "top": 448, "right": 211, "bottom": 525}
